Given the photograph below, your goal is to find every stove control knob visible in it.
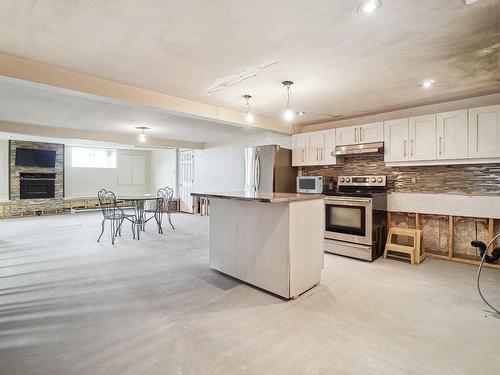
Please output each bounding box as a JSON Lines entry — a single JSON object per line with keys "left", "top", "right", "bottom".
{"left": 370, "top": 177, "right": 376, "bottom": 183}
{"left": 345, "top": 178, "right": 351, "bottom": 183}
{"left": 339, "top": 178, "right": 345, "bottom": 183}
{"left": 377, "top": 177, "right": 383, "bottom": 183}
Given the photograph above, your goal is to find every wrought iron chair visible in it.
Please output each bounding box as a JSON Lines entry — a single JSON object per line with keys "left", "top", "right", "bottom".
{"left": 97, "top": 189, "right": 136, "bottom": 244}
{"left": 144, "top": 187, "right": 175, "bottom": 234}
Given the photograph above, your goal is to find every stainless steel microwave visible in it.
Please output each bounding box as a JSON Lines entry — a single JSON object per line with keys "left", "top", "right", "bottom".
{"left": 296, "top": 176, "right": 323, "bottom": 194}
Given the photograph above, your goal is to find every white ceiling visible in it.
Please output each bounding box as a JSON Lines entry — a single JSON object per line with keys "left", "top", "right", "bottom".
{"left": 0, "top": 0, "right": 498, "bottom": 126}
{"left": 0, "top": 77, "right": 262, "bottom": 143}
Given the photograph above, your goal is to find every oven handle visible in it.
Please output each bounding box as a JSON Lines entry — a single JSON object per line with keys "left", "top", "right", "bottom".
{"left": 325, "top": 197, "right": 372, "bottom": 204}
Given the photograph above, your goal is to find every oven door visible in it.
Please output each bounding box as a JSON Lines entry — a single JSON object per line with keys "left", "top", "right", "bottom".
{"left": 324, "top": 197, "right": 372, "bottom": 246}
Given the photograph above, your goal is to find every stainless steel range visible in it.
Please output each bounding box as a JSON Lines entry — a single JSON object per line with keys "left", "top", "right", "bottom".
{"left": 324, "top": 175, "right": 387, "bottom": 261}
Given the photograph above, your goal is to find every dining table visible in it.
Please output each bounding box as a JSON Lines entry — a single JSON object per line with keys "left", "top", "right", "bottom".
{"left": 115, "top": 195, "right": 160, "bottom": 240}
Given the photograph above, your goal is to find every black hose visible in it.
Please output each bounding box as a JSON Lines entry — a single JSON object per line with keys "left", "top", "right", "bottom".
{"left": 475, "top": 233, "right": 500, "bottom": 315}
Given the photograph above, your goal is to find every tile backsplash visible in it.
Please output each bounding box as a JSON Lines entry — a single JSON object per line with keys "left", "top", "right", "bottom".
{"left": 301, "top": 154, "right": 500, "bottom": 196}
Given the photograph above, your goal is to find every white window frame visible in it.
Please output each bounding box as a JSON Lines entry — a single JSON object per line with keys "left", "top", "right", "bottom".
{"left": 71, "top": 147, "right": 117, "bottom": 169}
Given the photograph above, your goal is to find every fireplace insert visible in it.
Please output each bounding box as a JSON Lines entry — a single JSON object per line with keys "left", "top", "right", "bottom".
{"left": 20, "top": 173, "right": 56, "bottom": 199}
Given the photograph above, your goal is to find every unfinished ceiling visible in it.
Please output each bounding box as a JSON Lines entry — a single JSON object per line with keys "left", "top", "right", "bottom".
{"left": 0, "top": 77, "right": 262, "bottom": 144}
{"left": 0, "top": 0, "right": 499, "bottom": 125}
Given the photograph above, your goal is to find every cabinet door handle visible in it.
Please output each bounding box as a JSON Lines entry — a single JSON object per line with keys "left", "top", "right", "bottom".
{"left": 403, "top": 140, "right": 407, "bottom": 157}
{"left": 439, "top": 137, "right": 442, "bottom": 155}
{"left": 317, "top": 148, "right": 319, "bottom": 162}
{"left": 354, "top": 127, "right": 357, "bottom": 143}
{"left": 359, "top": 127, "right": 362, "bottom": 142}
{"left": 410, "top": 139, "right": 413, "bottom": 156}
{"left": 476, "top": 124, "right": 479, "bottom": 152}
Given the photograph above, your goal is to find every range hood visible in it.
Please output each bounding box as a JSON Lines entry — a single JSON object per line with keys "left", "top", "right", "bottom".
{"left": 335, "top": 142, "right": 384, "bottom": 156}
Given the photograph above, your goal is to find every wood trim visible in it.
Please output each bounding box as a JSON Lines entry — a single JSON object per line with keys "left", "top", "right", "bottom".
{"left": 426, "top": 252, "right": 500, "bottom": 270}
{"left": 448, "top": 216, "right": 454, "bottom": 259}
{"left": 488, "top": 218, "right": 494, "bottom": 254}
{"left": 8, "top": 139, "right": 11, "bottom": 200}
{"left": 389, "top": 210, "right": 500, "bottom": 268}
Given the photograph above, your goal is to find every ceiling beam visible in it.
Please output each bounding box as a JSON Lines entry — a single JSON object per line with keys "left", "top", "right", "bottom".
{"left": 0, "top": 53, "right": 291, "bottom": 135}
{"left": 0, "top": 121, "right": 204, "bottom": 149}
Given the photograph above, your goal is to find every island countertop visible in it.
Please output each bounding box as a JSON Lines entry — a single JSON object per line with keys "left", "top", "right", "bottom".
{"left": 191, "top": 191, "right": 324, "bottom": 203}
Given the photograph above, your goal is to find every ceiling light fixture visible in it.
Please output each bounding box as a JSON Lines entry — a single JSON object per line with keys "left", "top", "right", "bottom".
{"left": 357, "top": 0, "right": 381, "bottom": 14}
{"left": 242, "top": 94, "right": 254, "bottom": 123}
{"left": 297, "top": 111, "right": 306, "bottom": 116}
{"left": 135, "top": 126, "right": 149, "bottom": 142}
{"left": 422, "top": 79, "right": 435, "bottom": 88}
{"left": 282, "top": 81, "right": 295, "bottom": 121}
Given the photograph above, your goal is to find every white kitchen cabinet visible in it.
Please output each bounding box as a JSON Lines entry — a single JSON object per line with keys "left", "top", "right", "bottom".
{"left": 436, "top": 110, "right": 468, "bottom": 160}
{"left": 336, "top": 122, "right": 383, "bottom": 146}
{"left": 359, "top": 122, "right": 384, "bottom": 144}
{"left": 335, "top": 126, "right": 357, "bottom": 146}
{"left": 408, "top": 115, "right": 436, "bottom": 161}
{"left": 384, "top": 118, "right": 409, "bottom": 162}
{"left": 469, "top": 104, "right": 500, "bottom": 158}
{"left": 292, "top": 134, "right": 307, "bottom": 166}
{"left": 292, "top": 130, "right": 338, "bottom": 166}
{"left": 307, "top": 131, "right": 324, "bottom": 166}
{"left": 322, "top": 129, "right": 337, "bottom": 165}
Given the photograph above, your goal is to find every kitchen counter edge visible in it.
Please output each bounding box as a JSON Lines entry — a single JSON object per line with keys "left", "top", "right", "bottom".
{"left": 191, "top": 192, "right": 324, "bottom": 203}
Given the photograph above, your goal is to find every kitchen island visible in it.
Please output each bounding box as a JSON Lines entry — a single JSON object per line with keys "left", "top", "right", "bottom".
{"left": 191, "top": 192, "right": 325, "bottom": 299}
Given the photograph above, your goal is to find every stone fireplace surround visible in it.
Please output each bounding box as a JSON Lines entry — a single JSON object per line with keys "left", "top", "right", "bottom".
{"left": 9, "top": 140, "right": 64, "bottom": 215}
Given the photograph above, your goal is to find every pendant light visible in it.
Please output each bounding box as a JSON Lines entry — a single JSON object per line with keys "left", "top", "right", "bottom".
{"left": 136, "top": 126, "right": 149, "bottom": 142}
{"left": 242, "top": 94, "right": 254, "bottom": 123}
{"left": 282, "top": 81, "right": 295, "bottom": 121}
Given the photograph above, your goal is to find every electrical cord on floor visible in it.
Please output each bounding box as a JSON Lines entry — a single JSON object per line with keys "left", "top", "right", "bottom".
{"left": 476, "top": 232, "right": 500, "bottom": 315}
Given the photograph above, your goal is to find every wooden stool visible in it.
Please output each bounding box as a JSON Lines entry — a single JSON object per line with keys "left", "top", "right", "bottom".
{"left": 384, "top": 227, "right": 424, "bottom": 265}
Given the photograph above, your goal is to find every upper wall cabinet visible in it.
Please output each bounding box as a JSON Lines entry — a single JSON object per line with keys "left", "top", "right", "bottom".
{"left": 292, "top": 130, "right": 339, "bottom": 167}
{"left": 385, "top": 104, "right": 500, "bottom": 165}
{"left": 384, "top": 118, "right": 409, "bottom": 162}
{"left": 408, "top": 114, "right": 436, "bottom": 161}
{"left": 385, "top": 115, "right": 436, "bottom": 162}
{"left": 359, "top": 122, "right": 384, "bottom": 144}
{"left": 469, "top": 104, "right": 500, "bottom": 159}
{"left": 292, "top": 134, "right": 307, "bottom": 166}
{"left": 335, "top": 126, "right": 357, "bottom": 146}
{"left": 436, "top": 110, "right": 468, "bottom": 160}
{"left": 336, "top": 122, "right": 383, "bottom": 146}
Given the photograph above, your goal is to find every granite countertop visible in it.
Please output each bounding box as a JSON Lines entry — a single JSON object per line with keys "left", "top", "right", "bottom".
{"left": 191, "top": 191, "right": 324, "bottom": 203}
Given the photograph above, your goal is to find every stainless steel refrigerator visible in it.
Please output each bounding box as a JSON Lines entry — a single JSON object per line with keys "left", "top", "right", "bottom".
{"left": 244, "top": 145, "right": 297, "bottom": 193}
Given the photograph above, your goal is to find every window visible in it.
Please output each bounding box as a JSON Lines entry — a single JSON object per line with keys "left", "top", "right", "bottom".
{"left": 71, "top": 147, "right": 116, "bottom": 168}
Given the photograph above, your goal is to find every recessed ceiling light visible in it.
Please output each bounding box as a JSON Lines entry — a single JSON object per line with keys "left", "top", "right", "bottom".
{"left": 297, "top": 111, "right": 306, "bottom": 116}
{"left": 357, "top": 0, "right": 381, "bottom": 15}
{"left": 422, "top": 79, "right": 435, "bottom": 88}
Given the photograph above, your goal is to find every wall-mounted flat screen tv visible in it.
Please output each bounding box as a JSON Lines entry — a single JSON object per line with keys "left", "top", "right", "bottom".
{"left": 15, "top": 148, "right": 57, "bottom": 168}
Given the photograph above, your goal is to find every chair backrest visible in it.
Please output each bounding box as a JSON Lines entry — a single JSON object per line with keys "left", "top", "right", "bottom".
{"left": 97, "top": 189, "right": 118, "bottom": 218}
{"left": 157, "top": 187, "right": 174, "bottom": 212}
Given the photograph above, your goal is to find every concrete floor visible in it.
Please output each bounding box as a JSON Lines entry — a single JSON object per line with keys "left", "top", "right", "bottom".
{"left": 0, "top": 212, "right": 499, "bottom": 375}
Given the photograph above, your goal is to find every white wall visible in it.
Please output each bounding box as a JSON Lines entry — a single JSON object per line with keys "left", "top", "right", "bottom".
{"left": 193, "top": 132, "right": 292, "bottom": 193}
{"left": 64, "top": 147, "right": 151, "bottom": 197}
{"left": 0, "top": 140, "right": 8, "bottom": 201}
{"left": 300, "top": 92, "right": 500, "bottom": 132}
{"left": 150, "top": 149, "right": 177, "bottom": 196}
